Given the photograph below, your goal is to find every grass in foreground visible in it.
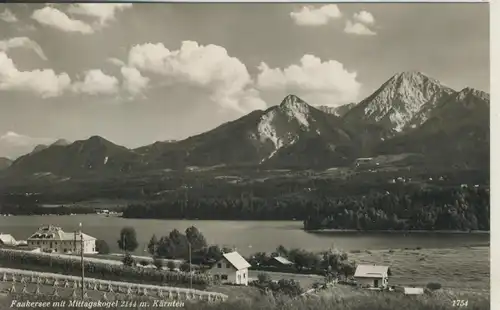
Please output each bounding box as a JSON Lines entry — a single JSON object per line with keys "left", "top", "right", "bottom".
{"left": 0, "top": 287, "right": 490, "bottom": 310}
{"left": 185, "top": 290, "right": 490, "bottom": 310}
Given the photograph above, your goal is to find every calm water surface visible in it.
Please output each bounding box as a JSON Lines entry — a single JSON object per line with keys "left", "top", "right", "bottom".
{"left": 0, "top": 215, "right": 489, "bottom": 256}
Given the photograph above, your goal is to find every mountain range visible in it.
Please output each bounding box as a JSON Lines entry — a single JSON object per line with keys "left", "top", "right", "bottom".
{"left": 0, "top": 71, "right": 490, "bottom": 179}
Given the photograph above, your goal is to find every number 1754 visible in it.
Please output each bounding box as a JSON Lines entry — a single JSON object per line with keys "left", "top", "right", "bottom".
{"left": 453, "top": 300, "right": 468, "bottom": 307}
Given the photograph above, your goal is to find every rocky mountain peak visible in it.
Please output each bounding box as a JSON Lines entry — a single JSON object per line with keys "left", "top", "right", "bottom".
{"left": 456, "top": 87, "right": 490, "bottom": 102}
{"left": 346, "top": 71, "right": 455, "bottom": 133}
{"left": 275, "top": 94, "right": 311, "bottom": 129}
{"left": 279, "top": 94, "right": 308, "bottom": 109}
{"left": 52, "top": 139, "right": 70, "bottom": 146}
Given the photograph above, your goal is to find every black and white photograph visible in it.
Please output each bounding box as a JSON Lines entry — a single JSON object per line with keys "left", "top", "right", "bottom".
{"left": 0, "top": 2, "right": 493, "bottom": 310}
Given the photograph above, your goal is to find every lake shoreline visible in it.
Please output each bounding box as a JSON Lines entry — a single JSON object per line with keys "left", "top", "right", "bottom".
{"left": 306, "top": 229, "right": 490, "bottom": 234}
{"left": 0, "top": 215, "right": 490, "bottom": 256}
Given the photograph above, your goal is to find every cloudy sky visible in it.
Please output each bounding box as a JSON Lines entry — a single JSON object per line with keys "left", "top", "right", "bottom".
{"left": 0, "top": 2, "right": 489, "bottom": 159}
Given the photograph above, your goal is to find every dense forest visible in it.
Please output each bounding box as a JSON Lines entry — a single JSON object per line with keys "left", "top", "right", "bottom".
{"left": 123, "top": 186, "right": 490, "bottom": 231}
{"left": 303, "top": 187, "right": 489, "bottom": 231}
{"left": 0, "top": 203, "right": 96, "bottom": 215}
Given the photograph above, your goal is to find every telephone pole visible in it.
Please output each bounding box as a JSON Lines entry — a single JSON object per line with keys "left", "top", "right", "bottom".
{"left": 79, "top": 223, "right": 85, "bottom": 299}
{"left": 188, "top": 241, "right": 192, "bottom": 289}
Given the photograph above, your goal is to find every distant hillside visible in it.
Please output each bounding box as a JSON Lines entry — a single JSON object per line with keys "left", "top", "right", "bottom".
{"left": 7, "top": 136, "right": 141, "bottom": 177}
{"left": 0, "top": 157, "right": 12, "bottom": 170}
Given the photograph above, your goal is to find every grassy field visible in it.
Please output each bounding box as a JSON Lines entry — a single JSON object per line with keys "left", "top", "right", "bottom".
{"left": 0, "top": 287, "right": 490, "bottom": 310}
{"left": 191, "top": 284, "right": 490, "bottom": 310}
{"left": 349, "top": 246, "right": 489, "bottom": 292}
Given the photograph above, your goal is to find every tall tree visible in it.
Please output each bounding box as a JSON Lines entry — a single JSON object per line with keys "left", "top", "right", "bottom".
{"left": 117, "top": 227, "right": 139, "bottom": 252}
{"left": 95, "top": 240, "right": 110, "bottom": 254}
{"left": 148, "top": 234, "right": 158, "bottom": 255}
{"left": 169, "top": 229, "right": 190, "bottom": 258}
{"left": 185, "top": 226, "right": 207, "bottom": 252}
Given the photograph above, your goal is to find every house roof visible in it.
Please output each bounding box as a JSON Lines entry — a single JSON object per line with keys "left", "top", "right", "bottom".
{"left": 27, "top": 225, "right": 96, "bottom": 241}
{"left": 0, "top": 234, "right": 17, "bottom": 245}
{"left": 354, "top": 265, "right": 389, "bottom": 278}
{"left": 222, "top": 251, "right": 251, "bottom": 270}
{"left": 273, "top": 256, "right": 294, "bottom": 265}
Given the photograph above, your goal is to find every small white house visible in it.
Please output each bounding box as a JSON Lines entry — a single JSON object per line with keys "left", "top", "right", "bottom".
{"left": 27, "top": 225, "right": 97, "bottom": 254}
{"left": 209, "top": 251, "right": 251, "bottom": 286}
{"left": 354, "top": 264, "right": 390, "bottom": 289}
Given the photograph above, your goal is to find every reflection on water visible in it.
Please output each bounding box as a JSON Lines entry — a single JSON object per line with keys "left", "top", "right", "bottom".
{"left": 0, "top": 215, "right": 489, "bottom": 256}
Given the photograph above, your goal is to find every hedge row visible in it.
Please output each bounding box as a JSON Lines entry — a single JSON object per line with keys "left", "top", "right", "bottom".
{"left": 0, "top": 249, "right": 212, "bottom": 289}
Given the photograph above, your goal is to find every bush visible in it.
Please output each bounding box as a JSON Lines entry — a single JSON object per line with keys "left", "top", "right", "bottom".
{"left": 180, "top": 262, "right": 191, "bottom": 272}
{"left": 312, "top": 282, "right": 323, "bottom": 289}
{"left": 95, "top": 240, "right": 110, "bottom": 254}
{"left": 166, "top": 261, "right": 176, "bottom": 271}
{"left": 122, "top": 253, "right": 135, "bottom": 267}
{"left": 153, "top": 257, "right": 163, "bottom": 270}
{"left": 139, "top": 260, "right": 149, "bottom": 267}
{"left": 426, "top": 282, "right": 442, "bottom": 291}
{"left": 276, "top": 279, "right": 303, "bottom": 296}
{"left": 257, "top": 272, "right": 271, "bottom": 283}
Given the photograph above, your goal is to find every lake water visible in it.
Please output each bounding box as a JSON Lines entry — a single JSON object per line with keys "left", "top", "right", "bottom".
{"left": 0, "top": 215, "right": 489, "bottom": 256}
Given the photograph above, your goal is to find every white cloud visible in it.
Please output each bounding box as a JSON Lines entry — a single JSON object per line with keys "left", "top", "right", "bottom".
{"left": 67, "top": 4, "right": 132, "bottom": 27}
{"left": 121, "top": 66, "right": 149, "bottom": 95}
{"left": 0, "top": 51, "right": 71, "bottom": 98}
{"left": 31, "top": 7, "right": 94, "bottom": 34}
{"left": 344, "top": 20, "right": 376, "bottom": 36}
{"left": 127, "top": 41, "right": 265, "bottom": 112}
{"left": 107, "top": 57, "right": 126, "bottom": 67}
{"left": 0, "top": 131, "right": 56, "bottom": 159}
{"left": 0, "top": 37, "right": 48, "bottom": 60}
{"left": 72, "top": 69, "right": 119, "bottom": 95}
{"left": 0, "top": 9, "right": 17, "bottom": 23}
{"left": 256, "top": 54, "right": 361, "bottom": 107}
{"left": 290, "top": 5, "right": 342, "bottom": 26}
{"left": 353, "top": 10, "right": 375, "bottom": 25}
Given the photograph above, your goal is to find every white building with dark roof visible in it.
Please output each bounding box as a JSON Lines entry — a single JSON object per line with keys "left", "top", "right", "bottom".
{"left": 209, "top": 251, "right": 251, "bottom": 285}
{"left": 27, "top": 225, "right": 97, "bottom": 254}
{"left": 354, "top": 264, "right": 390, "bottom": 289}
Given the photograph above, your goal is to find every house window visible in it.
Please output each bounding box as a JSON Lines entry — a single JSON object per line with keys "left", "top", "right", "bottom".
{"left": 217, "top": 263, "right": 222, "bottom": 268}
{"left": 221, "top": 275, "right": 228, "bottom": 280}
{"left": 226, "top": 263, "right": 231, "bottom": 268}
{"left": 243, "top": 273, "right": 246, "bottom": 279}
